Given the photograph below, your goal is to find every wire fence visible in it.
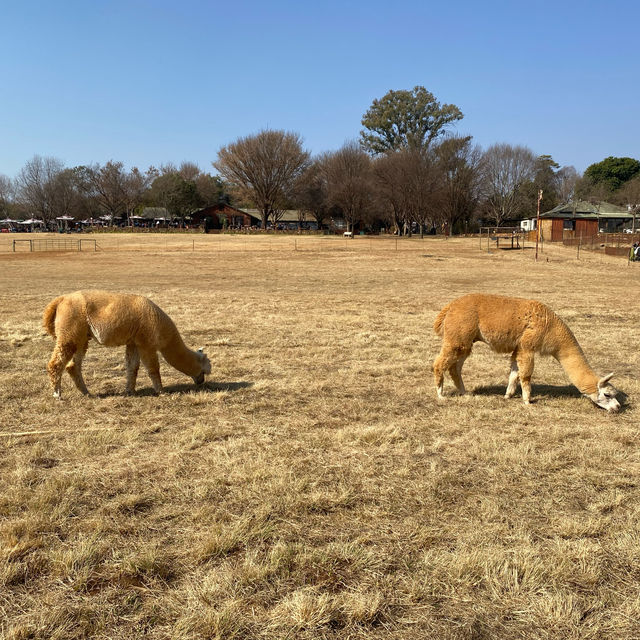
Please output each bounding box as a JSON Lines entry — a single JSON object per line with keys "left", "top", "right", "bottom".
{"left": 3, "top": 231, "right": 638, "bottom": 260}
{"left": 562, "top": 232, "right": 640, "bottom": 248}
{"left": 11, "top": 238, "right": 98, "bottom": 252}
{"left": 2, "top": 232, "right": 455, "bottom": 254}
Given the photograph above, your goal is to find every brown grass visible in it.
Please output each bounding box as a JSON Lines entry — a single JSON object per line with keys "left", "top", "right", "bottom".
{"left": 1, "top": 233, "right": 639, "bottom": 639}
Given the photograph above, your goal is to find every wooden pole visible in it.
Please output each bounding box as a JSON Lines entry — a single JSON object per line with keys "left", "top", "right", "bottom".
{"left": 535, "top": 190, "right": 543, "bottom": 261}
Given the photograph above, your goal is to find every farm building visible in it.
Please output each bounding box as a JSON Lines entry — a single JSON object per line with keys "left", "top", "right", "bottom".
{"left": 240, "top": 209, "right": 320, "bottom": 230}
{"left": 190, "top": 205, "right": 349, "bottom": 231}
{"left": 525, "top": 201, "right": 633, "bottom": 242}
{"left": 191, "top": 204, "right": 254, "bottom": 228}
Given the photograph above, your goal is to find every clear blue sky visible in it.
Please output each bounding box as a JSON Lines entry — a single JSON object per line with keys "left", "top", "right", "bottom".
{"left": 1, "top": 0, "right": 638, "bottom": 178}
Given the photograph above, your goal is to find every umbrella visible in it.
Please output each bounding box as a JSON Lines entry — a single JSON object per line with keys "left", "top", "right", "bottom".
{"left": 0, "top": 217, "right": 18, "bottom": 223}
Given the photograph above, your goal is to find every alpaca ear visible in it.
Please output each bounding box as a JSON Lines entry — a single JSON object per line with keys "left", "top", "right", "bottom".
{"left": 598, "top": 372, "right": 614, "bottom": 387}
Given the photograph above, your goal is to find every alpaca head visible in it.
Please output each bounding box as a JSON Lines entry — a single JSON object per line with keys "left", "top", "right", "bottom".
{"left": 588, "top": 373, "right": 620, "bottom": 413}
{"left": 192, "top": 348, "right": 211, "bottom": 385}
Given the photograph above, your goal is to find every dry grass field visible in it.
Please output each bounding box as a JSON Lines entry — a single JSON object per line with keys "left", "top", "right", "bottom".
{"left": 1, "top": 233, "right": 639, "bottom": 639}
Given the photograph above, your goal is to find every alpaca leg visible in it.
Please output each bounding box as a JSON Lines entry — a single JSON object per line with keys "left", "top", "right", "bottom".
{"left": 433, "top": 347, "right": 452, "bottom": 398}
{"left": 516, "top": 351, "right": 535, "bottom": 404}
{"left": 65, "top": 337, "right": 89, "bottom": 395}
{"left": 434, "top": 344, "right": 468, "bottom": 398}
{"left": 505, "top": 353, "right": 519, "bottom": 399}
{"left": 448, "top": 353, "right": 469, "bottom": 395}
{"left": 125, "top": 344, "right": 140, "bottom": 394}
{"left": 47, "top": 341, "right": 76, "bottom": 399}
{"left": 138, "top": 347, "right": 163, "bottom": 394}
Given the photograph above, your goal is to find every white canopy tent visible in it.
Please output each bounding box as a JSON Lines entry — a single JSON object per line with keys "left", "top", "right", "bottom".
{"left": 56, "top": 215, "right": 75, "bottom": 230}
{"left": 19, "top": 219, "right": 46, "bottom": 230}
{"left": 0, "top": 217, "right": 18, "bottom": 231}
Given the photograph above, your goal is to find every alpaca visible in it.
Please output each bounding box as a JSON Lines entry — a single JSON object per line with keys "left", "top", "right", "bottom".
{"left": 43, "top": 290, "right": 212, "bottom": 399}
{"left": 432, "top": 294, "right": 620, "bottom": 412}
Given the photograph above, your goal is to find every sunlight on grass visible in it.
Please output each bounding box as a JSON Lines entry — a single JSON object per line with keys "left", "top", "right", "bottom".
{"left": 0, "top": 235, "right": 638, "bottom": 638}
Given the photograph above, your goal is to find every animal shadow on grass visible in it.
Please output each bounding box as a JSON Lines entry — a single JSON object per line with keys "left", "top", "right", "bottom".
{"left": 472, "top": 383, "right": 630, "bottom": 413}
{"left": 96, "top": 381, "right": 253, "bottom": 398}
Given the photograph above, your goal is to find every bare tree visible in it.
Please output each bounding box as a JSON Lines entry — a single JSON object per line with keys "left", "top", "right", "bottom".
{"left": 617, "top": 176, "right": 640, "bottom": 231}
{"left": 177, "top": 161, "right": 201, "bottom": 182}
{"left": 372, "top": 151, "right": 412, "bottom": 234}
{"left": 321, "top": 141, "right": 372, "bottom": 233}
{"left": 15, "top": 155, "right": 66, "bottom": 223}
{"left": 214, "top": 129, "right": 310, "bottom": 229}
{"left": 373, "top": 149, "right": 445, "bottom": 235}
{"left": 480, "top": 144, "right": 537, "bottom": 226}
{"left": 293, "top": 160, "right": 329, "bottom": 230}
{"left": 555, "top": 165, "right": 580, "bottom": 203}
{"left": 80, "top": 161, "right": 129, "bottom": 222}
{"left": 617, "top": 175, "right": 640, "bottom": 206}
{"left": 50, "top": 168, "right": 82, "bottom": 220}
{"left": 435, "top": 136, "right": 482, "bottom": 234}
{"left": 403, "top": 150, "right": 442, "bottom": 236}
{"left": 0, "top": 174, "right": 15, "bottom": 217}
{"left": 123, "top": 167, "right": 153, "bottom": 219}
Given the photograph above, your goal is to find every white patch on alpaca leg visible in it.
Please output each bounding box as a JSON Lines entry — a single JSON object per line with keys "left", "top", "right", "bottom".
{"left": 505, "top": 360, "right": 519, "bottom": 399}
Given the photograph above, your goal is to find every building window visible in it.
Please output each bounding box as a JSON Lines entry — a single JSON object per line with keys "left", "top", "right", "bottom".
{"left": 563, "top": 220, "right": 575, "bottom": 230}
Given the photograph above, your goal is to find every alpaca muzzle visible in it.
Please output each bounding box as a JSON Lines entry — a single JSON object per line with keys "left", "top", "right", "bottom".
{"left": 591, "top": 388, "right": 620, "bottom": 413}
{"left": 604, "top": 397, "right": 620, "bottom": 413}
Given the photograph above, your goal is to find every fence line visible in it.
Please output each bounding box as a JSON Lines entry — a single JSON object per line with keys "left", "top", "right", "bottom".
{"left": 563, "top": 232, "right": 640, "bottom": 248}
{"left": 4, "top": 232, "right": 636, "bottom": 259}
{"left": 11, "top": 238, "right": 98, "bottom": 252}
{"left": 3, "top": 233, "right": 450, "bottom": 254}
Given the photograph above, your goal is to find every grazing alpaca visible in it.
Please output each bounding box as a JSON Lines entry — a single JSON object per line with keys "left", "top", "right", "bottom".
{"left": 432, "top": 294, "right": 620, "bottom": 412}
{"left": 43, "top": 290, "right": 211, "bottom": 399}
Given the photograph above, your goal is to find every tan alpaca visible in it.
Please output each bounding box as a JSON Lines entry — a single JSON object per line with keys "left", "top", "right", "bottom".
{"left": 43, "top": 290, "right": 212, "bottom": 399}
{"left": 433, "top": 294, "right": 620, "bottom": 412}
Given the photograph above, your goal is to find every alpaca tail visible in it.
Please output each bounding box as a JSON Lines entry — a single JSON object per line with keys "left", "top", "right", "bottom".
{"left": 42, "top": 296, "right": 65, "bottom": 338}
{"left": 433, "top": 302, "right": 451, "bottom": 337}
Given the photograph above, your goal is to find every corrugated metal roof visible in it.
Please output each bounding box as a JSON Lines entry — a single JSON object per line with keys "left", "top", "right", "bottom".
{"left": 240, "top": 208, "right": 310, "bottom": 223}
{"left": 540, "top": 200, "right": 630, "bottom": 220}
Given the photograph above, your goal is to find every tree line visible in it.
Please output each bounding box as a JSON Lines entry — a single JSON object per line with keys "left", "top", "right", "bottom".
{"left": 1, "top": 86, "right": 639, "bottom": 232}
{"left": 0, "top": 158, "right": 226, "bottom": 226}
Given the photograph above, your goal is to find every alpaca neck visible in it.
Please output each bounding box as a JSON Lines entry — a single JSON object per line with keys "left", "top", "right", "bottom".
{"left": 555, "top": 337, "right": 599, "bottom": 395}
{"left": 160, "top": 332, "right": 201, "bottom": 377}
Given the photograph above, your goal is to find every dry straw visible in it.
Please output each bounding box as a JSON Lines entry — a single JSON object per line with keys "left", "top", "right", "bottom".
{"left": 1, "top": 233, "right": 639, "bottom": 639}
